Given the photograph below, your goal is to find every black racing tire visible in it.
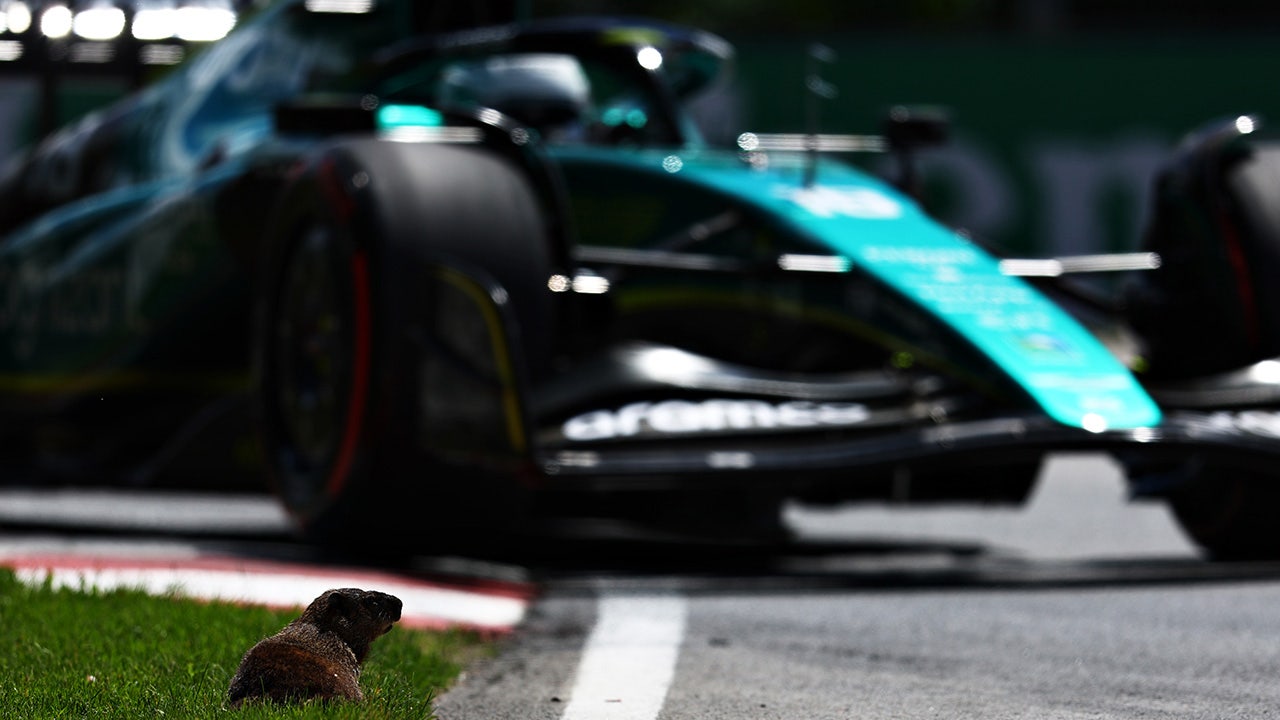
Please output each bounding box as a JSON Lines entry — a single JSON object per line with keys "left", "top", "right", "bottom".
{"left": 1220, "top": 143, "right": 1280, "bottom": 356}
{"left": 253, "top": 138, "right": 556, "bottom": 553}
{"left": 1169, "top": 470, "right": 1280, "bottom": 561}
{"left": 1132, "top": 126, "right": 1280, "bottom": 378}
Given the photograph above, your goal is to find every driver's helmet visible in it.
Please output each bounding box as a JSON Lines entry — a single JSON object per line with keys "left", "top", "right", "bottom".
{"left": 437, "top": 53, "right": 592, "bottom": 137}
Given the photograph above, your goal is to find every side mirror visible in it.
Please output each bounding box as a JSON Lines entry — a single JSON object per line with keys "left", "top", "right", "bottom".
{"left": 882, "top": 105, "right": 950, "bottom": 203}
{"left": 883, "top": 105, "right": 950, "bottom": 151}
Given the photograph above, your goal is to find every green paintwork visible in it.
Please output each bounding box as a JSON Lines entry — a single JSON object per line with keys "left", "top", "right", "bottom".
{"left": 551, "top": 146, "right": 1161, "bottom": 431}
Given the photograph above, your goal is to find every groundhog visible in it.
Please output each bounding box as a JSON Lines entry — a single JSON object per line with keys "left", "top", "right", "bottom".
{"left": 227, "top": 588, "right": 403, "bottom": 708}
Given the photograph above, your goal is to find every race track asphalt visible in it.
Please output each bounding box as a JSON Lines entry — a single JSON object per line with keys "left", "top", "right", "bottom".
{"left": 4, "top": 454, "right": 1280, "bottom": 718}
{"left": 436, "top": 454, "right": 1280, "bottom": 720}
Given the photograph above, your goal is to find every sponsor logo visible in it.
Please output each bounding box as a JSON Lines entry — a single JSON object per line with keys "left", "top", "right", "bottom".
{"left": 860, "top": 246, "right": 979, "bottom": 266}
{"left": 1013, "top": 332, "right": 1081, "bottom": 360}
{"left": 562, "top": 399, "right": 870, "bottom": 442}
{"left": 774, "top": 185, "right": 903, "bottom": 220}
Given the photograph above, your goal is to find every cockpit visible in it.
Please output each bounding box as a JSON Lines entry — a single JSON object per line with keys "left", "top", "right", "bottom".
{"left": 368, "top": 19, "right": 733, "bottom": 148}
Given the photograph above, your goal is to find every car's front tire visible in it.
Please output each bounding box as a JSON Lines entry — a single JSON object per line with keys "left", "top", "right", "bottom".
{"left": 253, "top": 139, "right": 555, "bottom": 554}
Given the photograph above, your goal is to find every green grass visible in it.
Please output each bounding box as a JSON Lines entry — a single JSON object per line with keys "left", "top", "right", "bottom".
{"left": 0, "top": 569, "right": 491, "bottom": 718}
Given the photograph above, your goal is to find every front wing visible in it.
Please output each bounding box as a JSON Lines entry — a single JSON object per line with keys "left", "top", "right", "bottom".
{"left": 533, "top": 409, "right": 1280, "bottom": 496}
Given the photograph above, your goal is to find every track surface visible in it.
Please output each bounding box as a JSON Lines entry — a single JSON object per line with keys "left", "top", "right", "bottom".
{"left": 436, "top": 455, "right": 1280, "bottom": 720}
{"left": 5, "top": 454, "right": 1280, "bottom": 718}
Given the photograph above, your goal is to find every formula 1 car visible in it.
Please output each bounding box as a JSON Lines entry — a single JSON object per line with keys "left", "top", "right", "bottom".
{"left": 3, "top": 0, "right": 1280, "bottom": 559}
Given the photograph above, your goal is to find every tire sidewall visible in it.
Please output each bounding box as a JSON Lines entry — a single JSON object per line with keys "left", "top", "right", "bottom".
{"left": 254, "top": 154, "right": 379, "bottom": 537}
{"left": 254, "top": 138, "right": 553, "bottom": 549}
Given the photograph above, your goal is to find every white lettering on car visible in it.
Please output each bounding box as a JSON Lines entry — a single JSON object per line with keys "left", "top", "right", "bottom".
{"left": 774, "top": 185, "right": 903, "bottom": 220}
{"left": 562, "top": 399, "right": 871, "bottom": 442}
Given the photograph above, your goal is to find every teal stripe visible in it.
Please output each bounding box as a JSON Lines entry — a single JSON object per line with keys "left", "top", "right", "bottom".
{"left": 554, "top": 147, "right": 1160, "bottom": 431}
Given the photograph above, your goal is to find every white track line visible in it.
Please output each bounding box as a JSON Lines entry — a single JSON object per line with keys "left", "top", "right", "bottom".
{"left": 561, "top": 593, "right": 687, "bottom": 720}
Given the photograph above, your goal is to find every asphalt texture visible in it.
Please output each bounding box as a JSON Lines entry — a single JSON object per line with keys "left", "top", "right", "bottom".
{"left": 435, "top": 454, "right": 1280, "bottom": 720}
{"left": 5, "top": 454, "right": 1280, "bottom": 718}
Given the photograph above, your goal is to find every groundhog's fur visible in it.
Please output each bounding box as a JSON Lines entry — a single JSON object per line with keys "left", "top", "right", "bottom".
{"left": 227, "top": 588, "right": 402, "bottom": 708}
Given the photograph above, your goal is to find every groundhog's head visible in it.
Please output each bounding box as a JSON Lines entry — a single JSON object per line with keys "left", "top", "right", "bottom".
{"left": 301, "top": 588, "right": 403, "bottom": 662}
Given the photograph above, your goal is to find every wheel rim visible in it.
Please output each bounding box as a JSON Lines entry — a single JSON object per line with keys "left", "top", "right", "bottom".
{"left": 273, "top": 224, "right": 352, "bottom": 504}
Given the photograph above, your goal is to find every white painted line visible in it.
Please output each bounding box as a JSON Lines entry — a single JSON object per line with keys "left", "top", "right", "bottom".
{"left": 561, "top": 593, "right": 687, "bottom": 720}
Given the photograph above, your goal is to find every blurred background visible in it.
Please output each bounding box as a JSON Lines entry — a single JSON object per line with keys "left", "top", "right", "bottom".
{"left": 2, "top": 0, "right": 1278, "bottom": 258}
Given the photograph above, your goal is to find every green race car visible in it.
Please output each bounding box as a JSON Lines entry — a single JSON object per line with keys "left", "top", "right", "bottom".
{"left": 3, "top": 0, "right": 1279, "bottom": 559}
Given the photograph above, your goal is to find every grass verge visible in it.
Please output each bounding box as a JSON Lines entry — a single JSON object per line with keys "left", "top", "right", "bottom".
{"left": 0, "top": 568, "right": 490, "bottom": 718}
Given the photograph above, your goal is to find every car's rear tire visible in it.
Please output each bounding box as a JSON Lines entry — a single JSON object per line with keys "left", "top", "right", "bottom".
{"left": 254, "top": 139, "right": 556, "bottom": 554}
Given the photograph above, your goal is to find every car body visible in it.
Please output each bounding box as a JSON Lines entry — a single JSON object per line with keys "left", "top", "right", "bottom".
{"left": 3, "top": 0, "right": 1280, "bottom": 557}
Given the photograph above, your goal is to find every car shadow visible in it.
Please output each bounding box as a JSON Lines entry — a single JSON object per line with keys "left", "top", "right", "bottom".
{"left": 3, "top": 488, "right": 1279, "bottom": 596}
{"left": 462, "top": 529, "right": 1280, "bottom": 596}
